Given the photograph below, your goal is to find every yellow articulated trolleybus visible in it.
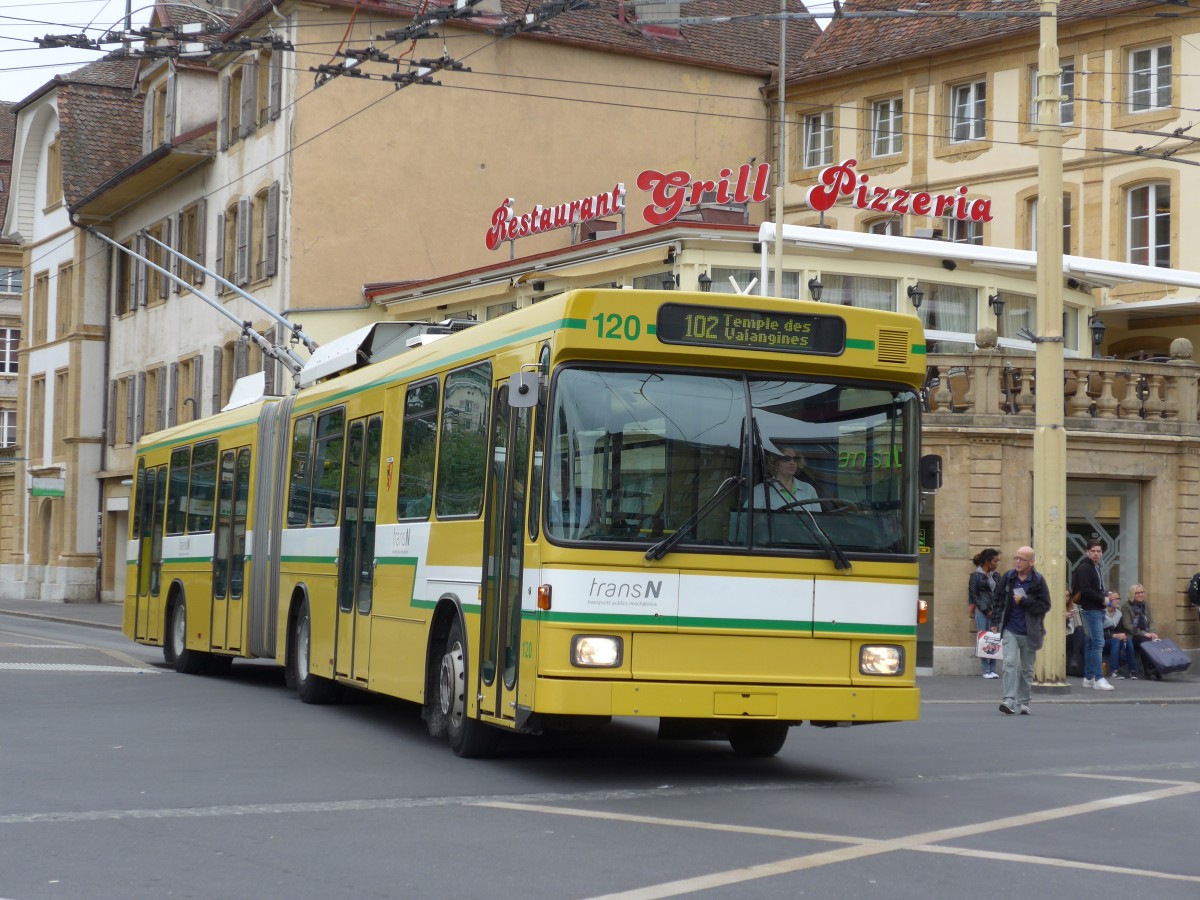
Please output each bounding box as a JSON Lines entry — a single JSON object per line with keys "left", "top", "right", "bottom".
{"left": 125, "top": 289, "right": 941, "bottom": 757}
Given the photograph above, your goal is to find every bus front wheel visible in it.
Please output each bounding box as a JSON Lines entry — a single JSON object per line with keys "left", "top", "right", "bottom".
{"left": 169, "top": 599, "right": 206, "bottom": 675}
{"left": 439, "top": 619, "right": 499, "bottom": 758}
{"left": 728, "top": 722, "right": 789, "bottom": 758}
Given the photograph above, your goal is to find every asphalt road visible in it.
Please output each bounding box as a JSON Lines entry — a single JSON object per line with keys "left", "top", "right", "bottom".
{"left": 2, "top": 612, "right": 1198, "bottom": 899}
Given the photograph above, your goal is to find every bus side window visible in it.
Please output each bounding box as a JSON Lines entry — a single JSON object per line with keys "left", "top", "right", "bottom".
{"left": 309, "top": 408, "right": 345, "bottom": 526}
{"left": 287, "top": 416, "right": 314, "bottom": 527}
{"left": 436, "top": 362, "right": 491, "bottom": 518}
{"left": 397, "top": 380, "right": 438, "bottom": 520}
{"left": 167, "top": 446, "right": 191, "bottom": 536}
{"left": 187, "top": 440, "right": 218, "bottom": 533}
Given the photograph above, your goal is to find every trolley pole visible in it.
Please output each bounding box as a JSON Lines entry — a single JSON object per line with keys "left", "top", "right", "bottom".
{"left": 772, "top": 0, "right": 787, "bottom": 299}
{"left": 1033, "top": 0, "right": 1068, "bottom": 688}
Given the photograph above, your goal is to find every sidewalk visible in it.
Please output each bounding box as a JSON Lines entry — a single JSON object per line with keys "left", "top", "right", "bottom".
{"left": 3, "top": 598, "right": 1199, "bottom": 703}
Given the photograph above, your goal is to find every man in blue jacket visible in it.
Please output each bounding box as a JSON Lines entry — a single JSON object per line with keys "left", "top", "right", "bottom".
{"left": 993, "top": 546, "right": 1052, "bottom": 715}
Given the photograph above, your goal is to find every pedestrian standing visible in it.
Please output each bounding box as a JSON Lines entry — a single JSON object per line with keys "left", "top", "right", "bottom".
{"left": 993, "top": 546, "right": 1052, "bottom": 715}
{"left": 969, "top": 549, "right": 1000, "bottom": 678}
{"left": 1070, "top": 538, "right": 1117, "bottom": 691}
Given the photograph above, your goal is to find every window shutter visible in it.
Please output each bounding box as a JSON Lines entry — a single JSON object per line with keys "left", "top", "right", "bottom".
{"left": 192, "top": 354, "right": 204, "bottom": 419}
{"left": 136, "top": 234, "right": 147, "bottom": 307}
{"left": 214, "top": 212, "right": 225, "bottom": 295}
{"left": 135, "top": 371, "right": 146, "bottom": 441}
{"left": 235, "top": 338, "right": 249, "bottom": 381}
{"left": 170, "top": 212, "right": 182, "bottom": 293}
{"left": 142, "top": 93, "right": 153, "bottom": 151}
{"left": 168, "top": 362, "right": 179, "bottom": 427}
{"left": 108, "top": 380, "right": 117, "bottom": 446}
{"left": 269, "top": 51, "right": 283, "bottom": 120}
{"left": 262, "top": 326, "right": 277, "bottom": 396}
{"left": 239, "top": 62, "right": 256, "bottom": 136}
{"left": 264, "top": 181, "right": 280, "bottom": 277}
{"left": 155, "top": 369, "right": 167, "bottom": 432}
{"left": 236, "top": 196, "right": 251, "bottom": 286}
{"left": 195, "top": 199, "right": 207, "bottom": 286}
{"left": 212, "top": 346, "right": 223, "bottom": 413}
{"left": 219, "top": 76, "right": 230, "bottom": 150}
{"left": 125, "top": 375, "right": 135, "bottom": 444}
{"left": 159, "top": 219, "right": 172, "bottom": 300}
{"left": 164, "top": 70, "right": 177, "bottom": 142}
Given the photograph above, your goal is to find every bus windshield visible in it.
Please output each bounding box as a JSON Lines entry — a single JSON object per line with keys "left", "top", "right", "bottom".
{"left": 546, "top": 367, "right": 920, "bottom": 557}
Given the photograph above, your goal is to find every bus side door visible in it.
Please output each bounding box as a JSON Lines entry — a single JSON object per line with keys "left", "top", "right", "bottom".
{"left": 335, "top": 414, "right": 382, "bottom": 684}
{"left": 479, "top": 383, "right": 531, "bottom": 724}
{"left": 135, "top": 461, "right": 167, "bottom": 644}
{"left": 211, "top": 447, "right": 250, "bottom": 652}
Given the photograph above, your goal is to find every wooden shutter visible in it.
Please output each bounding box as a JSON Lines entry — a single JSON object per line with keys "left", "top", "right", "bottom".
{"left": 135, "top": 234, "right": 147, "bottom": 307}
{"left": 236, "top": 196, "right": 251, "bottom": 286}
{"left": 195, "top": 199, "right": 207, "bottom": 286}
{"left": 142, "top": 93, "right": 153, "bottom": 151}
{"left": 155, "top": 369, "right": 167, "bottom": 432}
{"left": 192, "top": 354, "right": 204, "bottom": 419}
{"left": 269, "top": 50, "right": 283, "bottom": 120}
{"left": 234, "top": 338, "right": 249, "bottom": 381}
{"left": 135, "top": 371, "right": 146, "bottom": 441}
{"left": 212, "top": 346, "right": 223, "bottom": 414}
{"left": 218, "top": 76, "right": 229, "bottom": 150}
{"left": 264, "top": 181, "right": 280, "bottom": 277}
{"left": 168, "top": 362, "right": 179, "bottom": 427}
{"left": 164, "top": 70, "right": 177, "bottom": 142}
{"left": 107, "top": 380, "right": 117, "bottom": 447}
{"left": 214, "top": 212, "right": 225, "bottom": 295}
{"left": 170, "top": 212, "right": 181, "bottom": 292}
{"left": 159, "top": 219, "right": 171, "bottom": 300}
{"left": 239, "top": 61, "right": 256, "bottom": 136}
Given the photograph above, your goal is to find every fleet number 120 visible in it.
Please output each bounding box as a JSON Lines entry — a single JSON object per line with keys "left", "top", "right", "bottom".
{"left": 592, "top": 312, "right": 642, "bottom": 340}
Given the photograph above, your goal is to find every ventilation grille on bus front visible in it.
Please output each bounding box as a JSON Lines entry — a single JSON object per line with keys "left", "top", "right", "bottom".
{"left": 876, "top": 329, "right": 910, "bottom": 365}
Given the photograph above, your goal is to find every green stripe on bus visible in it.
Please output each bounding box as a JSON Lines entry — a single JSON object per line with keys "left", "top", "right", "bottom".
{"left": 280, "top": 555, "right": 336, "bottom": 565}
{"left": 845, "top": 338, "right": 874, "bottom": 350}
{"left": 376, "top": 557, "right": 418, "bottom": 567}
{"left": 562, "top": 318, "right": 588, "bottom": 330}
{"left": 911, "top": 344, "right": 927, "bottom": 355}
{"left": 411, "top": 598, "right": 481, "bottom": 614}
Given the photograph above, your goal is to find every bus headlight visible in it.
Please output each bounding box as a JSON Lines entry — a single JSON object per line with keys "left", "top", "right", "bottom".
{"left": 859, "top": 645, "right": 904, "bottom": 676}
{"left": 571, "top": 635, "right": 623, "bottom": 667}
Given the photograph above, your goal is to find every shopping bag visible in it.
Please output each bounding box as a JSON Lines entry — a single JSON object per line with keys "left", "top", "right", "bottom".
{"left": 976, "top": 630, "right": 1003, "bottom": 660}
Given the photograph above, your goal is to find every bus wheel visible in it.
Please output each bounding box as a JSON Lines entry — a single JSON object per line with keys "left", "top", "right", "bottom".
{"left": 728, "top": 723, "right": 789, "bottom": 758}
{"left": 439, "top": 619, "right": 499, "bottom": 758}
{"left": 170, "top": 599, "right": 206, "bottom": 675}
{"left": 291, "top": 599, "right": 338, "bottom": 704}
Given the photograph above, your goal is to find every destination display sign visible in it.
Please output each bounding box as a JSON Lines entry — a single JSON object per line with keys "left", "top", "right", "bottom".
{"left": 655, "top": 303, "right": 846, "bottom": 356}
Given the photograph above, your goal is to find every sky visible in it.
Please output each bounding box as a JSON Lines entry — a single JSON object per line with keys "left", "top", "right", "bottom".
{"left": 0, "top": 0, "right": 152, "bottom": 103}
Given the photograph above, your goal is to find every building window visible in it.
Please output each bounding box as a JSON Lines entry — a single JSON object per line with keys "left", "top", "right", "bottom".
{"left": 802, "top": 111, "right": 833, "bottom": 169}
{"left": 32, "top": 271, "right": 49, "bottom": 344}
{"left": 944, "top": 218, "right": 983, "bottom": 245}
{"left": 0, "top": 267, "right": 21, "bottom": 295}
{"left": 53, "top": 369, "right": 69, "bottom": 459}
{"left": 912, "top": 282, "right": 977, "bottom": 351}
{"left": 486, "top": 301, "right": 517, "bottom": 320}
{"left": 1129, "top": 45, "right": 1171, "bottom": 113}
{"left": 178, "top": 200, "right": 206, "bottom": 287}
{"left": 997, "top": 293, "right": 1036, "bottom": 341}
{"left": 46, "top": 136, "right": 63, "bottom": 207}
{"left": 115, "top": 241, "right": 135, "bottom": 315}
{"left": 0, "top": 327, "right": 19, "bottom": 374}
{"left": 177, "top": 355, "right": 201, "bottom": 424}
{"left": 821, "top": 274, "right": 896, "bottom": 311}
{"left": 0, "top": 409, "right": 15, "bottom": 447}
{"left": 871, "top": 98, "right": 903, "bottom": 157}
{"left": 1028, "top": 195, "right": 1072, "bottom": 254}
{"left": 950, "top": 80, "right": 986, "bottom": 142}
{"left": 55, "top": 262, "right": 74, "bottom": 337}
{"left": 1029, "top": 62, "right": 1075, "bottom": 125}
{"left": 30, "top": 375, "right": 45, "bottom": 459}
{"left": 866, "top": 217, "right": 902, "bottom": 236}
{"left": 145, "top": 220, "right": 169, "bottom": 303}
{"left": 1127, "top": 183, "right": 1170, "bottom": 268}
{"left": 151, "top": 81, "right": 169, "bottom": 147}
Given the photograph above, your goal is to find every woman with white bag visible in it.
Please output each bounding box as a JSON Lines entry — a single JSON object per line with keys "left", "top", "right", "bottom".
{"left": 969, "top": 548, "right": 1001, "bottom": 679}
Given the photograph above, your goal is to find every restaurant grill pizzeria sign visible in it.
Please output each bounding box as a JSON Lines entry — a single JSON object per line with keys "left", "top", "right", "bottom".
{"left": 484, "top": 158, "right": 992, "bottom": 250}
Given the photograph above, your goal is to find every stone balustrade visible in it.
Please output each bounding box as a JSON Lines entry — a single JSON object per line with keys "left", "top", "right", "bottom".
{"left": 922, "top": 349, "right": 1200, "bottom": 435}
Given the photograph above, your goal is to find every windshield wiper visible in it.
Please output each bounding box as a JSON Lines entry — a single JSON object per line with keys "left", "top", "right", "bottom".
{"left": 644, "top": 474, "right": 744, "bottom": 563}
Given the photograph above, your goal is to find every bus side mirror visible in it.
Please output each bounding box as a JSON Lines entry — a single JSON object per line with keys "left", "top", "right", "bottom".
{"left": 919, "top": 454, "right": 942, "bottom": 492}
{"left": 509, "top": 371, "right": 541, "bottom": 408}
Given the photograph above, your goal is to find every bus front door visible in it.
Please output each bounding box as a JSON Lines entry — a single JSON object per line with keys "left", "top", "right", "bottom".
{"left": 211, "top": 448, "right": 250, "bottom": 652}
{"left": 134, "top": 462, "right": 167, "bottom": 644}
{"left": 480, "top": 385, "right": 531, "bottom": 725}
{"left": 335, "top": 415, "right": 382, "bottom": 685}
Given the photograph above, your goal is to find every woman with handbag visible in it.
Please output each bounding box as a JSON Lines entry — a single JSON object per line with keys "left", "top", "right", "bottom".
{"left": 969, "top": 548, "right": 1000, "bottom": 678}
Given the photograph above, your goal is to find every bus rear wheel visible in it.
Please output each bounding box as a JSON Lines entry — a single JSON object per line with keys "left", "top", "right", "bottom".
{"left": 439, "top": 619, "right": 499, "bottom": 758}
{"left": 291, "top": 599, "right": 338, "bottom": 704}
{"left": 169, "top": 599, "right": 206, "bottom": 675}
{"left": 728, "top": 723, "right": 789, "bottom": 758}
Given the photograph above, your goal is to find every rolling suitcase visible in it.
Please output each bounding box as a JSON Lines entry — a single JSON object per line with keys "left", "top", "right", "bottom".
{"left": 1138, "top": 638, "right": 1192, "bottom": 680}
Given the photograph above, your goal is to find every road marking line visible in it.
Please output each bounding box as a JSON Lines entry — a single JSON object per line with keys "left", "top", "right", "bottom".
{"left": 1060, "top": 772, "right": 1197, "bottom": 786}
{"left": 573, "top": 780, "right": 1200, "bottom": 899}
{"left": 915, "top": 844, "right": 1200, "bottom": 884}
{"left": 0, "top": 663, "right": 158, "bottom": 674}
{"left": 474, "top": 802, "right": 865, "bottom": 845}
{"left": 0, "top": 643, "right": 86, "bottom": 648}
